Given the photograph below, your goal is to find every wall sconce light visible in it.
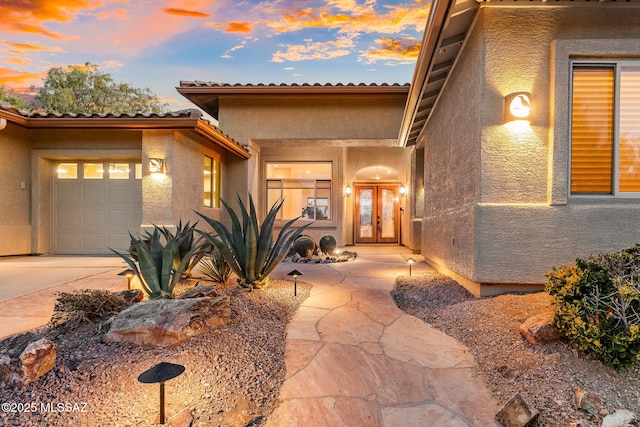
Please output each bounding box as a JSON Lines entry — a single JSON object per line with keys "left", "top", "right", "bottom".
{"left": 0, "top": 117, "right": 6, "bottom": 131}
{"left": 149, "top": 158, "right": 165, "bottom": 174}
{"left": 399, "top": 185, "right": 408, "bottom": 197}
{"left": 504, "top": 92, "right": 531, "bottom": 123}
{"left": 344, "top": 185, "right": 352, "bottom": 197}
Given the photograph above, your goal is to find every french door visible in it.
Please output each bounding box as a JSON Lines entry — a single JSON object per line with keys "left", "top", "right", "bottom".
{"left": 354, "top": 185, "right": 400, "bottom": 244}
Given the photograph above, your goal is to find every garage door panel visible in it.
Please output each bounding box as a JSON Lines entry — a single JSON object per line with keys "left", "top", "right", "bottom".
{"left": 54, "top": 160, "right": 141, "bottom": 255}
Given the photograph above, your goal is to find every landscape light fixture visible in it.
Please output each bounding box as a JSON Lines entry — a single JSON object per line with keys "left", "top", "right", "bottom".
{"left": 504, "top": 92, "right": 531, "bottom": 123}
{"left": 344, "top": 185, "right": 352, "bottom": 197}
{"left": 138, "top": 362, "right": 185, "bottom": 425}
{"left": 407, "top": 258, "right": 416, "bottom": 276}
{"left": 118, "top": 268, "right": 135, "bottom": 290}
{"left": 287, "top": 269, "right": 303, "bottom": 296}
{"left": 149, "top": 158, "right": 165, "bottom": 174}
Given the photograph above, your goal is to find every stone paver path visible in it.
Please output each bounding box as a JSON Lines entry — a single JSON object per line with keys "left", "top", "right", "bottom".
{"left": 268, "top": 250, "right": 500, "bottom": 426}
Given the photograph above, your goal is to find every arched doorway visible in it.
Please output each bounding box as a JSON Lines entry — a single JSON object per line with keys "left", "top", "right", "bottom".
{"left": 353, "top": 165, "right": 402, "bottom": 244}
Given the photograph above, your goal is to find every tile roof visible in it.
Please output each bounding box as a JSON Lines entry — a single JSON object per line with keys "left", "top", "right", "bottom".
{"left": 0, "top": 102, "right": 202, "bottom": 119}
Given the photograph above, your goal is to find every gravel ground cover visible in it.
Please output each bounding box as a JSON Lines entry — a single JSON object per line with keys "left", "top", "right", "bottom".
{"left": 0, "top": 280, "right": 310, "bottom": 427}
{"left": 392, "top": 272, "right": 640, "bottom": 427}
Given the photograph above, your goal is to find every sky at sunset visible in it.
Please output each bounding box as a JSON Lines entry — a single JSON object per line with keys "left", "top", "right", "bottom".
{"left": 0, "top": 0, "right": 431, "bottom": 111}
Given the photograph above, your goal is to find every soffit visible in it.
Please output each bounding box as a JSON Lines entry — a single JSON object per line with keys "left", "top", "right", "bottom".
{"left": 399, "top": 0, "right": 640, "bottom": 148}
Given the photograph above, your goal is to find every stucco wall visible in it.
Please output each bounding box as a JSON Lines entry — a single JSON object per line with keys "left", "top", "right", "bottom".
{"left": 218, "top": 95, "right": 406, "bottom": 146}
{"left": 420, "top": 11, "right": 483, "bottom": 279}
{"left": 0, "top": 123, "right": 32, "bottom": 256}
{"left": 421, "top": 6, "right": 640, "bottom": 290}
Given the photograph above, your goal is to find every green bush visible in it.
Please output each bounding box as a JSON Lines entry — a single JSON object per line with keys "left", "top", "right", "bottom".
{"left": 199, "top": 248, "right": 233, "bottom": 284}
{"left": 546, "top": 244, "right": 640, "bottom": 370}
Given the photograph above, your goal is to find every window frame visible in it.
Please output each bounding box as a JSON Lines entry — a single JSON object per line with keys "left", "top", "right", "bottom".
{"left": 265, "top": 161, "right": 333, "bottom": 221}
{"left": 570, "top": 59, "right": 640, "bottom": 198}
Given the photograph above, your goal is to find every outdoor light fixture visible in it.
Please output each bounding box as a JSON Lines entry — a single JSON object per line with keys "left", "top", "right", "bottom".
{"left": 407, "top": 258, "right": 415, "bottom": 276}
{"left": 287, "top": 269, "right": 303, "bottom": 296}
{"left": 344, "top": 185, "right": 352, "bottom": 197}
{"left": 138, "top": 362, "right": 185, "bottom": 425}
{"left": 149, "top": 158, "right": 165, "bottom": 174}
{"left": 504, "top": 92, "right": 531, "bottom": 123}
{"left": 118, "top": 268, "right": 135, "bottom": 290}
{"left": 399, "top": 185, "right": 407, "bottom": 197}
{"left": 0, "top": 118, "right": 6, "bottom": 131}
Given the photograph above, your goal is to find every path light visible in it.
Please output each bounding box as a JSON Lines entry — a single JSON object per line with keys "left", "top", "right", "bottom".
{"left": 407, "top": 258, "right": 415, "bottom": 276}
{"left": 287, "top": 269, "right": 303, "bottom": 297}
{"left": 118, "top": 269, "right": 134, "bottom": 290}
{"left": 138, "top": 362, "right": 185, "bottom": 425}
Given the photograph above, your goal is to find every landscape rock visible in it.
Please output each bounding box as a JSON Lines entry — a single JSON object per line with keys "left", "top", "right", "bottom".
{"left": 0, "top": 338, "right": 57, "bottom": 386}
{"left": 103, "top": 296, "right": 231, "bottom": 346}
{"left": 116, "top": 289, "right": 144, "bottom": 305}
{"left": 168, "top": 408, "right": 193, "bottom": 427}
{"left": 574, "top": 387, "right": 605, "bottom": 414}
{"left": 518, "top": 310, "right": 564, "bottom": 345}
{"left": 496, "top": 393, "right": 539, "bottom": 427}
{"left": 601, "top": 409, "right": 636, "bottom": 427}
{"left": 178, "top": 283, "right": 218, "bottom": 299}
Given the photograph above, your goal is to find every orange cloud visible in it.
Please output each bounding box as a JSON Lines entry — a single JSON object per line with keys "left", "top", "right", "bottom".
{"left": 1, "top": 41, "right": 64, "bottom": 53}
{"left": 272, "top": 36, "right": 355, "bottom": 63}
{"left": 163, "top": 8, "right": 211, "bottom": 18}
{"left": 4, "top": 57, "right": 30, "bottom": 66}
{"left": 98, "top": 8, "right": 129, "bottom": 20}
{"left": 0, "top": 66, "right": 46, "bottom": 87}
{"left": 205, "top": 21, "right": 253, "bottom": 33}
{"left": 361, "top": 37, "right": 421, "bottom": 64}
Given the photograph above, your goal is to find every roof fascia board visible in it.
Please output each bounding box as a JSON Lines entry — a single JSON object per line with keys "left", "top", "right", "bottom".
{"left": 18, "top": 117, "right": 200, "bottom": 129}
{"left": 195, "top": 120, "right": 251, "bottom": 159}
{"left": 398, "top": 0, "right": 460, "bottom": 147}
{"left": 177, "top": 85, "right": 410, "bottom": 96}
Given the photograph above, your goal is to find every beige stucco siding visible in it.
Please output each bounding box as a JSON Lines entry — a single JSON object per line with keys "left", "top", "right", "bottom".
{"left": 420, "top": 6, "right": 640, "bottom": 291}
{"left": 0, "top": 123, "right": 32, "bottom": 256}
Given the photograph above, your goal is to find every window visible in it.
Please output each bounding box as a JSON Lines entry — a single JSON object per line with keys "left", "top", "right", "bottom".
{"left": 84, "top": 163, "right": 104, "bottom": 179}
{"left": 571, "top": 63, "right": 640, "bottom": 195}
{"left": 57, "top": 163, "right": 78, "bottom": 179}
{"left": 204, "top": 155, "right": 220, "bottom": 207}
{"left": 266, "top": 162, "right": 332, "bottom": 220}
{"left": 109, "top": 163, "right": 130, "bottom": 180}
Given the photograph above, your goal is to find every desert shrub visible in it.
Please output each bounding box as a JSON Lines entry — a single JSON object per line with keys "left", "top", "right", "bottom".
{"left": 199, "top": 249, "right": 233, "bottom": 284}
{"left": 50, "top": 289, "right": 126, "bottom": 329}
{"left": 546, "top": 244, "right": 640, "bottom": 370}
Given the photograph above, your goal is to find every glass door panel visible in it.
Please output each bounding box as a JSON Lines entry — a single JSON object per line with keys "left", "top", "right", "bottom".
{"left": 354, "top": 185, "right": 399, "bottom": 243}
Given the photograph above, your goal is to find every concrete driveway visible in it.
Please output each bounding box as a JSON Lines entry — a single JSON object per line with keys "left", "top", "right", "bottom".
{"left": 0, "top": 256, "right": 129, "bottom": 338}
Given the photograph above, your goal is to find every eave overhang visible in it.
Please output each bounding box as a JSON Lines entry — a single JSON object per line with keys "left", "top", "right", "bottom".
{"left": 177, "top": 82, "right": 410, "bottom": 120}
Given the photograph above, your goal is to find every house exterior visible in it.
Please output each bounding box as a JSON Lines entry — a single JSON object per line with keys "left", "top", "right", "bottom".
{"left": 3, "top": 0, "right": 639, "bottom": 296}
{"left": 400, "top": 0, "right": 640, "bottom": 295}
{"left": 0, "top": 104, "right": 249, "bottom": 256}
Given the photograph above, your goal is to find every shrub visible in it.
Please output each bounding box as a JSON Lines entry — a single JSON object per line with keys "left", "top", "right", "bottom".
{"left": 199, "top": 248, "right": 233, "bottom": 284}
{"left": 155, "top": 220, "right": 209, "bottom": 279}
{"left": 197, "top": 194, "right": 311, "bottom": 289}
{"left": 546, "top": 244, "right": 640, "bottom": 370}
{"left": 50, "top": 289, "right": 125, "bottom": 329}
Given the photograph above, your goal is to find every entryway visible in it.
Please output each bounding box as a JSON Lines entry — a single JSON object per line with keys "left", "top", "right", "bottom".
{"left": 354, "top": 184, "right": 400, "bottom": 244}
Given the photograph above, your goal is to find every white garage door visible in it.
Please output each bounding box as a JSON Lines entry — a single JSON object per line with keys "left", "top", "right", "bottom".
{"left": 54, "top": 161, "right": 142, "bottom": 255}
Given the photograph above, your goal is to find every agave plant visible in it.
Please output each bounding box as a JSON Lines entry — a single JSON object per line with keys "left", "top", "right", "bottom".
{"left": 112, "top": 226, "right": 207, "bottom": 299}
{"left": 197, "top": 194, "right": 311, "bottom": 289}
{"left": 153, "top": 220, "right": 208, "bottom": 278}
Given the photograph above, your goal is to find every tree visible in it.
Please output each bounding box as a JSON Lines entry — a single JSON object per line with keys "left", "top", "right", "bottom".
{"left": 34, "top": 62, "right": 168, "bottom": 115}
{"left": 0, "top": 85, "right": 30, "bottom": 111}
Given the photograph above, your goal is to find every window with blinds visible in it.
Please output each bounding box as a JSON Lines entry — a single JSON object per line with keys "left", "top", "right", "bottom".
{"left": 571, "top": 63, "right": 640, "bottom": 195}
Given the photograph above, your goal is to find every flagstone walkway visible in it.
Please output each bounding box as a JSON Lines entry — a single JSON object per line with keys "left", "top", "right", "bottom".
{"left": 268, "top": 246, "right": 500, "bottom": 426}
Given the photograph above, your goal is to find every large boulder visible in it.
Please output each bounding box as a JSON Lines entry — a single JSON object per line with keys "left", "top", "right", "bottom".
{"left": 104, "top": 296, "right": 231, "bottom": 346}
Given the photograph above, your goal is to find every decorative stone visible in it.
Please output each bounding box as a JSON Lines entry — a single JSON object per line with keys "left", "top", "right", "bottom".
{"left": 519, "top": 310, "right": 564, "bottom": 345}
{"left": 574, "top": 387, "right": 605, "bottom": 414}
{"left": 179, "top": 284, "right": 218, "bottom": 299}
{"left": 168, "top": 408, "right": 193, "bottom": 427}
{"left": 104, "top": 296, "right": 231, "bottom": 346}
{"left": 495, "top": 393, "right": 539, "bottom": 427}
{"left": 601, "top": 409, "right": 636, "bottom": 427}
{"left": 117, "top": 289, "right": 144, "bottom": 305}
{"left": 19, "top": 338, "right": 57, "bottom": 385}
